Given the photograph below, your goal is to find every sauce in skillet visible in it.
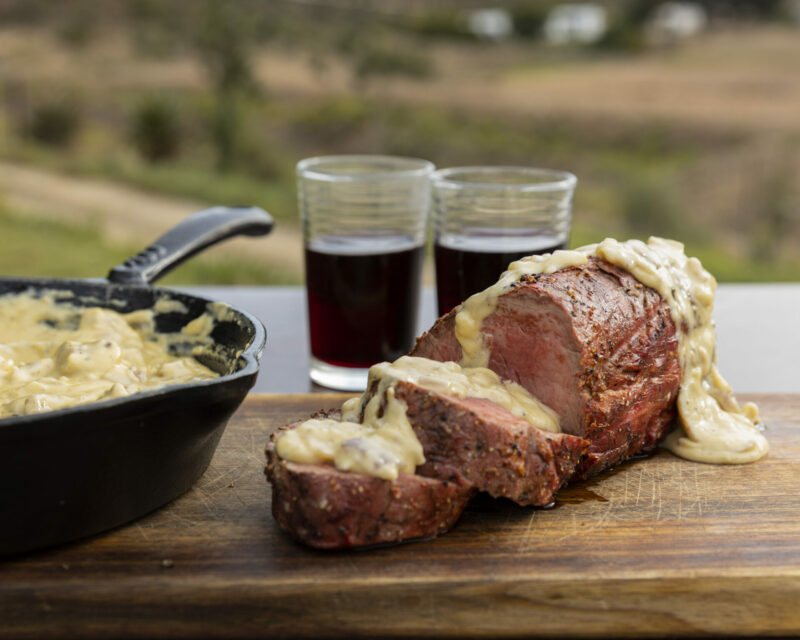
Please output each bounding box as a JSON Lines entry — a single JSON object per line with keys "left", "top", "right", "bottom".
{"left": 0, "top": 291, "right": 219, "bottom": 419}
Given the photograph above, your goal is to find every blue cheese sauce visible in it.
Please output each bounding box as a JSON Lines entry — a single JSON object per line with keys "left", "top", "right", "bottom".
{"left": 0, "top": 291, "right": 220, "bottom": 418}
{"left": 275, "top": 355, "right": 559, "bottom": 480}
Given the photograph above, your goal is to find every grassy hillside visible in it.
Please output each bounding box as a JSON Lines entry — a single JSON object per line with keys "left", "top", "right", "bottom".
{"left": 0, "top": 205, "right": 300, "bottom": 285}
{"left": 1, "top": 7, "right": 798, "bottom": 283}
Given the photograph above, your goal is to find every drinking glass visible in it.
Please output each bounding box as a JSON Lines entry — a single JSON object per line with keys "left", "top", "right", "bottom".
{"left": 432, "top": 166, "right": 577, "bottom": 315}
{"left": 298, "top": 155, "right": 434, "bottom": 391}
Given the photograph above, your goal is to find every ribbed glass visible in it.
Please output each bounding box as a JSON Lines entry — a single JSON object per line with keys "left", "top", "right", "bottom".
{"left": 432, "top": 167, "right": 576, "bottom": 249}
{"left": 298, "top": 155, "right": 434, "bottom": 248}
{"left": 296, "top": 155, "right": 434, "bottom": 391}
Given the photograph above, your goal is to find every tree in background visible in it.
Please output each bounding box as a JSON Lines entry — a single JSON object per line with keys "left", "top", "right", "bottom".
{"left": 509, "top": 0, "right": 556, "bottom": 38}
{"left": 26, "top": 101, "right": 81, "bottom": 148}
{"left": 131, "top": 96, "right": 181, "bottom": 163}
{"left": 749, "top": 154, "right": 798, "bottom": 263}
{"left": 192, "top": 0, "right": 257, "bottom": 172}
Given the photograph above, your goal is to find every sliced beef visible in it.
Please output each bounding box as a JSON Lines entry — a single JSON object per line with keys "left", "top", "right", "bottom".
{"left": 265, "top": 377, "right": 587, "bottom": 549}
{"left": 411, "top": 257, "right": 682, "bottom": 478}
{"left": 358, "top": 380, "right": 588, "bottom": 506}
{"left": 265, "top": 424, "right": 475, "bottom": 549}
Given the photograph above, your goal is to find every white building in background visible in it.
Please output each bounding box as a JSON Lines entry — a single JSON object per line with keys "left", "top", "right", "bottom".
{"left": 648, "top": 2, "right": 708, "bottom": 42}
{"left": 543, "top": 3, "right": 607, "bottom": 45}
{"left": 468, "top": 9, "right": 513, "bottom": 41}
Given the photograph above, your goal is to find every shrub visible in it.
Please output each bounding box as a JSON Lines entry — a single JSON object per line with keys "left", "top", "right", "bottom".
{"left": 594, "top": 4, "right": 648, "bottom": 52}
{"left": 131, "top": 97, "right": 181, "bottom": 163}
{"left": 355, "top": 48, "right": 432, "bottom": 80}
{"left": 193, "top": 0, "right": 257, "bottom": 171}
{"left": 594, "top": 21, "right": 646, "bottom": 52}
{"left": 407, "top": 10, "right": 473, "bottom": 40}
{"left": 509, "top": 1, "right": 555, "bottom": 38}
{"left": 57, "top": 15, "right": 94, "bottom": 48}
{"left": 618, "top": 173, "right": 689, "bottom": 240}
{"left": 26, "top": 102, "right": 80, "bottom": 148}
{"left": 293, "top": 97, "right": 368, "bottom": 142}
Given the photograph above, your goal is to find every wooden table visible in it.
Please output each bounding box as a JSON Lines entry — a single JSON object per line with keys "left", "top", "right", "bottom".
{"left": 186, "top": 284, "right": 800, "bottom": 394}
{"left": 2, "top": 393, "right": 799, "bottom": 639}
{"left": 3, "top": 284, "right": 799, "bottom": 637}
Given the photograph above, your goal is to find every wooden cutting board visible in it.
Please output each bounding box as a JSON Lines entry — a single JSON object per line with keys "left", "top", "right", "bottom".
{"left": 2, "top": 393, "right": 799, "bottom": 639}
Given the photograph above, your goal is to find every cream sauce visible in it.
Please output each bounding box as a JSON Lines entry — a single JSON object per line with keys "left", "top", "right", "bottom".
{"left": 275, "top": 355, "right": 560, "bottom": 479}
{"left": 360, "top": 356, "right": 560, "bottom": 433}
{"left": 454, "top": 237, "right": 768, "bottom": 465}
{"left": 276, "top": 385, "right": 423, "bottom": 481}
{"left": 456, "top": 248, "right": 592, "bottom": 368}
{"left": 0, "top": 291, "right": 219, "bottom": 419}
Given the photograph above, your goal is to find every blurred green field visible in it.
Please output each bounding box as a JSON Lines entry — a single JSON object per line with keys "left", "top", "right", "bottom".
{"left": 3, "top": 192, "right": 799, "bottom": 289}
{"left": 4, "top": 95, "right": 799, "bottom": 283}
{"left": 0, "top": 204, "right": 300, "bottom": 285}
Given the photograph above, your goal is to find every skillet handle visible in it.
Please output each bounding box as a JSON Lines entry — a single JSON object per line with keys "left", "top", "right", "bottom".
{"left": 107, "top": 206, "right": 274, "bottom": 285}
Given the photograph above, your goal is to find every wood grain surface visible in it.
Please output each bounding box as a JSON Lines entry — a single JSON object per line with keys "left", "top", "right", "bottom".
{"left": 2, "top": 393, "right": 799, "bottom": 639}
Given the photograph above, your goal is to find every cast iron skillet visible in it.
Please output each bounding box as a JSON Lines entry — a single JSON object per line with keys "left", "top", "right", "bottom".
{"left": 0, "top": 206, "right": 272, "bottom": 556}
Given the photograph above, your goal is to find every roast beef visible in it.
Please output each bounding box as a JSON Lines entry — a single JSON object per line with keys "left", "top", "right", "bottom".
{"left": 411, "top": 257, "right": 682, "bottom": 478}
{"left": 265, "top": 377, "right": 587, "bottom": 548}
{"left": 265, "top": 419, "right": 475, "bottom": 549}
{"left": 358, "top": 380, "right": 588, "bottom": 506}
{"left": 266, "top": 257, "right": 682, "bottom": 548}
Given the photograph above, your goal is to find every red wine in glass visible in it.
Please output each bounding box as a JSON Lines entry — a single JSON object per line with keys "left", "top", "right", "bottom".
{"left": 305, "top": 236, "right": 424, "bottom": 368}
{"left": 435, "top": 234, "right": 567, "bottom": 316}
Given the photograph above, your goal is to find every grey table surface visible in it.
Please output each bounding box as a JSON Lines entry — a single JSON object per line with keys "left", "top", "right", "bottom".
{"left": 184, "top": 284, "right": 800, "bottom": 395}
